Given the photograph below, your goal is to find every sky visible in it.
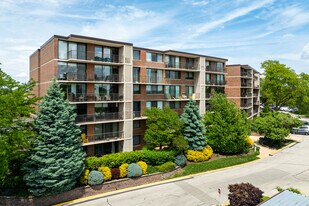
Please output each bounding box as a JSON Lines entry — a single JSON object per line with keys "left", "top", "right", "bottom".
{"left": 0, "top": 0, "right": 309, "bottom": 82}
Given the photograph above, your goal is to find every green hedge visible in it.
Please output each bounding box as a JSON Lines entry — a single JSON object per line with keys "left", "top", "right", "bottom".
{"left": 86, "top": 150, "right": 178, "bottom": 169}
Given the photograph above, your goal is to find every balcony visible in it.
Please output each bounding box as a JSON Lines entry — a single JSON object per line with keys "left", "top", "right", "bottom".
{"left": 253, "top": 92, "right": 258, "bottom": 97}
{"left": 241, "top": 72, "right": 252, "bottom": 78}
{"left": 67, "top": 93, "right": 123, "bottom": 102}
{"left": 133, "top": 111, "right": 141, "bottom": 118}
{"left": 254, "top": 101, "right": 260, "bottom": 105}
{"left": 76, "top": 112, "right": 124, "bottom": 123}
{"left": 95, "top": 74, "right": 123, "bottom": 82}
{"left": 165, "top": 62, "right": 198, "bottom": 70}
{"left": 241, "top": 82, "right": 252, "bottom": 87}
{"left": 206, "top": 81, "right": 226, "bottom": 86}
{"left": 206, "top": 67, "right": 225, "bottom": 73}
{"left": 67, "top": 50, "right": 125, "bottom": 63}
{"left": 241, "top": 92, "right": 252, "bottom": 98}
{"left": 241, "top": 103, "right": 253, "bottom": 108}
{"left": 91, "top": 131, "right": 124, "bottom": 142}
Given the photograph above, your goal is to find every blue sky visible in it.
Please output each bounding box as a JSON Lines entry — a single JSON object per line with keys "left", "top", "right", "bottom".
{"left": 0, "top": 0, "right": 309, "bottom": 82}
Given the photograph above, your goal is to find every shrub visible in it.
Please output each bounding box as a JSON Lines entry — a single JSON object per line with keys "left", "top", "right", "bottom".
{"left": 88, "top": 171, "right": 104, "bottom": 186}
{"left": 85, "top": 150, "right": 177, "bottom": 169}
{"left": 185, "top": 145, "right": 213, "bottom": 162}
{"left": 137, "top": 161, "right": 147, "bottom": 175}
{"left": 228, "top": 183, "right": 263, "bottom": 206}
{"left": 156, "top": 162, "right": 176, "bottom": 172}
{"left": 79, "top": 169, "right": 90, "bottom": 185}
{"left": 174, "top": 154, "right": 186, "bottom": 167}
{"left": 276, "top": 186, "right": 301, "bottom": 194}
{"left": 98, "top": 166, "right": 112, "bottom": 181}
{"left": 147, "top": 165, "right": 159, "bottom": 174}
{"left": 127, "top": 163, "right": 143, "bottom": 178}
{"left": 111, "top": 168, "right": 120, "bottom": 179}
{"left": 119, "top": 163, "right": 128, "bottom": 178}
{"left": 246, "top": 137, "right": 254, "bottom": 148}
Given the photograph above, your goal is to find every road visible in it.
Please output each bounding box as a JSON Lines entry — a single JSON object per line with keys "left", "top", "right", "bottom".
{"left": 67, "top": 134, "right": 309, "bottom": 206}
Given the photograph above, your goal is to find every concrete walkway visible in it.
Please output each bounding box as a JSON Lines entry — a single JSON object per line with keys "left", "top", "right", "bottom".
{"left": 65, "top": 134, "right": 309, "bottom": 206}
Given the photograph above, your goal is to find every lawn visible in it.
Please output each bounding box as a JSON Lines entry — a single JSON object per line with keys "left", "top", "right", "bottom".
{"left": 171, "top": 151, "right": 260, "bottom": 178}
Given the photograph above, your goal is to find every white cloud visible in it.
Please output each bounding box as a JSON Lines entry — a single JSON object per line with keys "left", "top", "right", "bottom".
{"left": 183, "top": 0, "right": 209, "bottom": 6}
{"left": 16, "top": 72, "right": 27, "bottom": 78}
{"left": 192, "top": 0, "right": 273, "bottom": 37}
{"left": 301, "top": 43, "right": 309, "bottom": 59}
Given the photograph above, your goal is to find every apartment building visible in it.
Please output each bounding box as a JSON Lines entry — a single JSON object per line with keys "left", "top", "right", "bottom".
{"left": 225, "top": 65, "right": 261, "bottom": 118}
{"left": 30, "top": 34, "right": 233, "bottom": 156}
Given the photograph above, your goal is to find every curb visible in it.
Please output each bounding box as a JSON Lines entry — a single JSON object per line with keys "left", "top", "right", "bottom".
{"left": 57, "top": 142, "right": 298, "bottom": 205}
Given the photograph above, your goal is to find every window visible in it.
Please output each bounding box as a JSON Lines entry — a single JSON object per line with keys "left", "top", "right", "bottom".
{"left": 146, "top": 68, "right": 163, "bottom": 83}
{"left": 206, "top": 74, "right": 211, "bottom": 84}
{"left": 165, "top": 70, "right": 180, "bottom": 79}
{"left": 206, "top": 61, "right": 210, "bottom": 71}
{"left": 206, "top": 86, "right": 211, "bottom": 98}
{"left": 58, "top": 40, "right": 68, "bottom": 59}
{"left": 94, "top": 46, "right": 118, "bottom": 62}
{"left": 214, "top": 74, "right": 225, "bottom": 85}
{"left": 133, "top": 67, "right": 140, "bottom": 83}
{"left": 146, "top": 52, "right": 162, "bottom": 62}
{"left": 95, "top": 65, "right": 119, "bottom": 81}
{"left": 133, "top": 84, "right": 141, "bottom": 94}
{"left": 165, "top": 85, "right": 180, "bottom": 99}
{"left": 216, "top": 62, "right": 224, "bottom": 72}
{"left": 185, "top": 72, "right": 194, "bottom": 80}
{"left": 146, "top": 101, "right": 163, "bottom": 109}
{"left": 146, "top": 85, "right": 163, "bottom": 94}
{"left": 169, "top": 102, "right": 180, "bottom": 109}
{"left": 186, "top": 58, "right": 195, "bottom": 69}
{"left": 94, "top": 123, "right": 119, "bottom": 138}
{"left": 94, "top": 84, "right": 119, "bottom": 100}
{"left": 133, "top": 120, "right": 141, "bottom": 128}
{"left": 58, "top": 62, "right": 86, "bottom": 81}
{"left": 133, "top": 50, "right": 140, "bottom": 60}
{"left": 165, "top": 55, "right": 180, "bottom": 68}
{"left": 185, "top": 86, "right": 194, "bottom": 98}
{"left": 214, "top": 87, "right": 225, "bottom": 94}
{"left": 133, "top": 135, "right": 141, "bottom": 146}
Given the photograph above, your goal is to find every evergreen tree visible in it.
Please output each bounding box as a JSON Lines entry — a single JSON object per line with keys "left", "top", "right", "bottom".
{"left": 23, "top": 80, "right": 85, "bottom": 196}
{"left": 181, "top": 99, "right": 206, "bottom": 151}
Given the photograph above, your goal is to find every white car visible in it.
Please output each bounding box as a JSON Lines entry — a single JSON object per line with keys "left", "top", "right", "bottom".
{"left": 297, "top": 126, "right": 309, "bottom": 135}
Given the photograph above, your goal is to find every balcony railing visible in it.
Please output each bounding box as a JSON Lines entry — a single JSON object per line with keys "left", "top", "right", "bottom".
{"left": 165, "top": 62, "right": 198, "bottom": 70}
{"left": 241, "top": 82, "right": 252, "bottom": 87}
{"left": 88, "top": 131, "right": 124, "bottom": 142}
{"left": 146, "top": 77, "right": 164, "bottom": 84}
{"left": 241, "top": 93, "right": 252, "bottom": 98}
{"left": 253, "top": 93, "right": 258, "bottom": 97}
{"left": 95, "top": 74, "right": 123, "bottom": 82}
{"left": 241, "top": 103, "right": 253, "bottom": 108}
{"left": 206, "top": 67, "right": 225, "bottom": 73}
{"left": 254, "top": 101, "right": 260, "bottom": 105}
{"left": 76, "top": 112, "right": 124, "bottom": 123}
{"left": 67, "top": 50, "right": 124, "bottom": 63}
{"left": 67, "top": 93, "right": 123, "bottom": 102}
{"left": 206, "top": 81, "right": 226, "bottom": 86}
{"left": 58, "top": 73, "right": 88, "bottom": 81}
{"left": 241, "top": 72, "right": 252, "bottom": 77}
{"left": 133, "top": 111, "right": 141, "bottom": 118}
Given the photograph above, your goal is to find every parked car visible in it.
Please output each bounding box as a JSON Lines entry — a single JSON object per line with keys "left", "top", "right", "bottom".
{"left": 297, "top": 126, "right": 309, "bottom": 135}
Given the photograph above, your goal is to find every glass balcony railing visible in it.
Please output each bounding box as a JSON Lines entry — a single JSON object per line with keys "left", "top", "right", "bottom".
{"left": 67, "top": 93, "right": 123, "bottom": 102}
{"left": 94, "top": 74, "right": 122, "bottom": 82}
{"left": 206, "top": 66, "right": 225, "bottom": 73}
{"left": 92, "top": 131, "right": 124, "bottom": 142}
{"left": 76, "top": 112, "right": 124, "bottom": 123}
{"left": 241, "top": 72, "right": 252, "bottom": 77}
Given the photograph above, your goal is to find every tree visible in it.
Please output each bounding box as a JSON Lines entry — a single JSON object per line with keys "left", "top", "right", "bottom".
{"left": 144, "top": 107, "right": 186, "bottom": 150}
{"left": 252, "top": 112, "right": 303, "bottom": 147}
{"left": 0, "top": 69, "right": 38, "bottom": 193}
{"left": 23, "top": 80, "right": 85, "bottom": 196}
{"left": 203, "top": 93, "right": 250, "bottom": 154}
{"left": 260, "top": 60, "right": 299, "bottom": 110}
{"left": 181, "top": 99, "right": 206, "bottom": 151}
{"left": 296, "top": 73, "right": 309, "bottom": 115}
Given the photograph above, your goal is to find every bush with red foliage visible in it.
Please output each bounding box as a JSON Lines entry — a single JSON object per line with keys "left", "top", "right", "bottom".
{"left": 228, "top": 182, "right": 263, "bottom": 206}
{"left": 111, "top": 168, "right": 120, "bottom": 179}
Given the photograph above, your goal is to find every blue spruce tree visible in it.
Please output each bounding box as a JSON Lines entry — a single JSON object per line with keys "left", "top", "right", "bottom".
{"left": 23, "top": 80, "right": 85, "bottom": 196}
{"left": 181, "top": 99, "right": 206, "bottom": 151}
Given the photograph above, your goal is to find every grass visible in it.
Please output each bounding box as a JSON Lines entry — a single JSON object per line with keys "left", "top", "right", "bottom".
{"left": 171, "top": 151, "right": 260, "bottom": 178}
{"left": 261, "top": 196, "right": 270, "bottom": 202}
